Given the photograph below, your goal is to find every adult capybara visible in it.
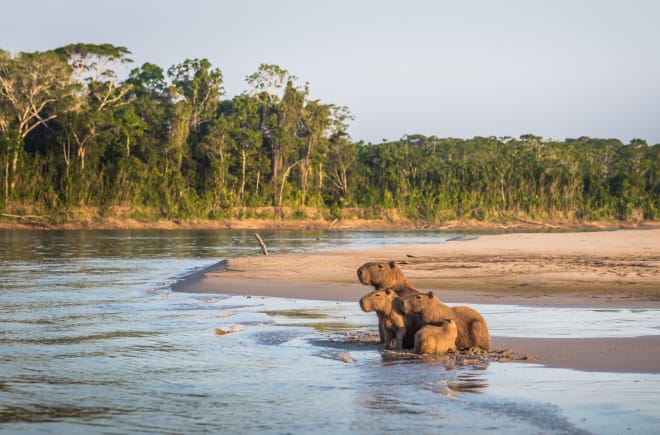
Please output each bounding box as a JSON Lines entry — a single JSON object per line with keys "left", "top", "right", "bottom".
{"left": 395, "top": 291, "right": 491, "bottom": 351}
{"left": 356, "top": 261, "right": 418, "bottom": 298}
{"left": 359, "top": 289, "right": 414, "bottom": 349}
{"left": 414, "top": 319, "right": 458, "bottom": 354}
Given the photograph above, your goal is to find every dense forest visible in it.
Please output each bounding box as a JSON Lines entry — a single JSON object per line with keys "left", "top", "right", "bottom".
{"left": 1, "top": 44, "right": 658, "bottom": 225}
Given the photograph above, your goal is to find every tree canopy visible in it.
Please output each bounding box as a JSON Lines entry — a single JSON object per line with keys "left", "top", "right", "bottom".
{"left": 1, "top": 43, "right": 658, "bottom": 224}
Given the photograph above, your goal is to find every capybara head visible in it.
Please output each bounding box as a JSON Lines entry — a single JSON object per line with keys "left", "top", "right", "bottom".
{"left": 440, "top": 318, "right": 456, "bottom": 330}
{"left": 359, "top": 289, "right": 397, "bottom": 313}
{"left": 357, "top": 261, "right": 409, "bottom": 290}
{"left": 396, "top": 291, "right": 441, "bottom": 316}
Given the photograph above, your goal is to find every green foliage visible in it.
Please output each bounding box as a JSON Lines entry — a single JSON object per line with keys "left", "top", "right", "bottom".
{"left": 0, "top": 43, "right": 658, "bottom": 224}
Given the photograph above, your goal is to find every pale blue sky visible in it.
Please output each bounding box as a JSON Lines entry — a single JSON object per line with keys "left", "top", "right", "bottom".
{"left": 2, "top": 0, "right": 659, "bottom": 144}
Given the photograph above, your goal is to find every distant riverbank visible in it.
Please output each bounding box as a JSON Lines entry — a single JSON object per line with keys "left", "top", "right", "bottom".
{"left": 2, "top": 208, "right": 658, "bottom": 231}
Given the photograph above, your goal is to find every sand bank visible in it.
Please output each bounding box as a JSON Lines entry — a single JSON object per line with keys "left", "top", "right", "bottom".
{"left": 174, "top": 229, "right": 660, "bottom": 307}
{"left": 173, "top": 229, "right": 660, "bottom": 372}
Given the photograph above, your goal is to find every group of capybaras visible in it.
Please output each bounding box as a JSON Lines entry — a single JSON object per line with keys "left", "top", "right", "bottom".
{"left": 357, "top": 261, "right": 491, "bottom": 354}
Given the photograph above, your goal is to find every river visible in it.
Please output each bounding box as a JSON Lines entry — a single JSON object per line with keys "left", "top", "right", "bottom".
{"left": 1, "top": 229, "right": 659, "bottom": 434}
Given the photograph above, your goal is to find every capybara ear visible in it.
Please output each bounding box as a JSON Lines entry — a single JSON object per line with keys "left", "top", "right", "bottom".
{"left": 427, "top": 291, "right": 434, "bottom": 298}
{"left": 378, "top": 263, "right": 385, "bottom": 269}
{"left": 388, "top": 261, "right": 396, "bottom": 269}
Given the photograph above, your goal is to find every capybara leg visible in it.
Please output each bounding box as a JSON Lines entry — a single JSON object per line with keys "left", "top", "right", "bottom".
{"left": 413, "top": 338, "right": 421, "bottom": 354}
{"left": 471, "top": 320, "right": 491, "bottom": 351}
{"left": 382, "top": 330, "right": 394, "bottom": 350}
{"left": 378, "top": 321, "right": 385, "bottom": 344}
{"left": 393, "top": 328, "right": 406, "bottom": 350}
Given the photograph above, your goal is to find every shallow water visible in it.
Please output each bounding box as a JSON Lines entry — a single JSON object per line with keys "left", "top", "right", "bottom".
{"left": 1, "top": 229, "right": 659, "bottom": 434}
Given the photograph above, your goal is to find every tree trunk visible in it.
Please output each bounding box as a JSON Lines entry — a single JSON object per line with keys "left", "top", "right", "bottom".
{"left": 63, "top": 140, "right": 72, "bottom": 179}
{"left": 277, "top": 161, "right": 298, "bottom": 207}
{"left": 300, "top": 135, "right": 315, "bottom": 205}
{"left": 79, "top": 146, "right": 87, "bottom": 171}
{"left": 300, "top": 159, "right": 309, "bottom": 205}
{"left": 219, "top": 134, "right": 225, "bottom": 188}
{"left": 3, "top": 157, "right": 8, "bottom": 203}
{"left": 240, "top": 148, "right": 247, "bottom": 198}
{"left": 271, "top": 142, "right": 281, "bottom": 206}
{"left": 341, "top": 166, "right": 348, "bottom": 196}
{"left": 10, "top": 150, "right": 17, "bottom": 192}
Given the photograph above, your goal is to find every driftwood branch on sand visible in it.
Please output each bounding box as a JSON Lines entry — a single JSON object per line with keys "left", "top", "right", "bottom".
{"left": 2, "top": 213, "right": 48, "bottom": 220}
{"left": 1, "top": 213, "right": 50, "bottom": 227}
{"left": 254, "top": 233, "right": 269, "bottom": 256}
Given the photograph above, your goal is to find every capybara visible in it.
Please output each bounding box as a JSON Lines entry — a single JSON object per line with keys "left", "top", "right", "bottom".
{"left": 414, "top": 319, "right": 458, "bottom": 354}
{"left": 356, "top": 261, "right": 418, "bottom": 298}
{"left": 395, "top": 291, "right": 491, "bottom": 351}
{"left": 359, "top": 289, "right": 414, "bottom": 349}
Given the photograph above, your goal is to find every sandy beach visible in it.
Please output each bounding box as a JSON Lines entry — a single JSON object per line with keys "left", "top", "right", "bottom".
{"left": 173, "top": 228, "right": 660, "bottom": 373}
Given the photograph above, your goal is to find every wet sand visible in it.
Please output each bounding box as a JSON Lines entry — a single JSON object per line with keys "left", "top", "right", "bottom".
{"left": 491, "top": 335, "right": 660, "bottom": 373}
{"left": 173, "top": 229, "right": 660, "bottom": 373}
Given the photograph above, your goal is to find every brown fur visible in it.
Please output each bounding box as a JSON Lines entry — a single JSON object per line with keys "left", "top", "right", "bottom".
{"left": 395, "top": 292, "right": 491, "bottom": 351}
{"left": 356, "top": 261, "right": 418, "bottom": 297}
{"left": 414, "top": 319, "right": 458, "bottom": 354}
{"left": 359, "top": 289, "right": 414, "bottom": 349}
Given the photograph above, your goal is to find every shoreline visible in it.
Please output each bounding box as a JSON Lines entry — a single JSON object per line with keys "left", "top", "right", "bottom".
{"left": 172, "top": 261, "right": 660, "bottom": 309}
{"left": 2, "top": 214, "right": 659, "bottom": 231}
{"left": 172, "top": 228, "right": 660, "bottom": 373}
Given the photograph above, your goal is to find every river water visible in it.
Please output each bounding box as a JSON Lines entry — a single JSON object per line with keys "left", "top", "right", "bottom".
{"left": 1, "top": 229, "right": 659, "bottom": 434}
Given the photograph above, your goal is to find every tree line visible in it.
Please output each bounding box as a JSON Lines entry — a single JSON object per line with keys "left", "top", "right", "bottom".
{"left": 1, "top": 43, "right": 658, "bottom": 224}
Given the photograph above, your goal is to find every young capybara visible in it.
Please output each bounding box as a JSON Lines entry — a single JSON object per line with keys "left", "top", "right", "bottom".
{"left": 414, "top": 319, "right": 458, "bottom": 354}
{"left": 395, "top": 291, "right": 490, "bottom": 351}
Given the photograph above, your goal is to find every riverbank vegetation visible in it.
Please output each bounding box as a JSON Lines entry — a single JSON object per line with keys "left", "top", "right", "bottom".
{"left": 1, "top": 44, "right": 658, "bottom": 228}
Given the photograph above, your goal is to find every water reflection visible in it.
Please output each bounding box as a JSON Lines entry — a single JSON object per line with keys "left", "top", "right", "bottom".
{"left": 0, "top": 404, "right": 130, "bottom": 424}
{"left": 0, "top": 228, "right": 458, "bottom": 266}
{"left": 447, "top": 371, "right": 489, "bottom": 393}
{"left": 0, "top": 330, "right": 161, "bottom": 345}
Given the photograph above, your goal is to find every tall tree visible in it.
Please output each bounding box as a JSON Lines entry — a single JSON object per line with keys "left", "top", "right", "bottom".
{"left": 0, "top": 49, "right": 77, "bottom": 201}
{"left": 273, "top": 79, "right": 306, "bottom": 206}
{"left": 54, "top": 43, "right": 134, "bottom": 172}
{"left": 299, "top": 99, "right": 331, "bottom": 205}
{"left": 167, "top": 58, "right": 224, "bottom": 131}
{"left": 163, "top": 58, "right": 224, "bottom": 215}
{"left": 246, "top": 64, "right": 297, "bottom": 206}
{"left": 227, "top": 94, "right": 265, "bottom": 201}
